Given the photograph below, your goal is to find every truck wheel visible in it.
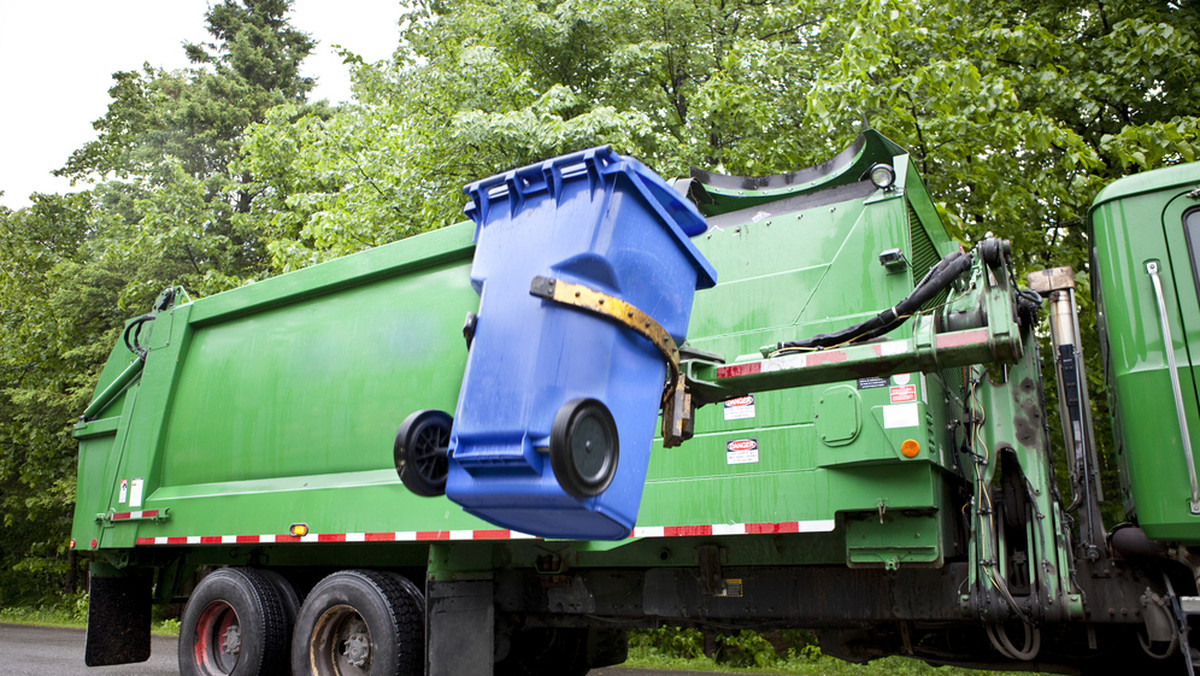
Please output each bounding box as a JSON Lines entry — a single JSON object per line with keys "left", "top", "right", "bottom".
{"left": 394, "top": 409, "right": 452, "bottom": 497}
{"left": 292, "top": 569, "right": 424, "bottom": 676}
{"left": 384, "top": 571, "right": 425, "bottom": 609}
{"left": 550, "top": 398, "right": 619, "bottom": 498}
{"left": 257, "top": 568, "right": 302, "bottom": 629}
{"left": 179, "top": 567, "right": 290, "bottom": 676}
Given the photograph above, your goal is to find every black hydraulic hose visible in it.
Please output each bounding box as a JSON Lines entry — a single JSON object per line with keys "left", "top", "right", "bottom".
{"left": 123, "top": 314, "right": 156, "bottom": 361}
{"left": 120, "top": 287, "right": 180, "bottom": 361}
{"left": 773, "top": 250, "right": 973, "bottom": 351}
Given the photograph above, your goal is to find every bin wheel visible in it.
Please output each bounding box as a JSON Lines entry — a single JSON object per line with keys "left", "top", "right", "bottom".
{"left": 290, "top": 569, "right": 424, "bottom": 676}
{"left": 550, "top": 398, "right": 619, "bottom": 498}
{"left": 178, "top": 567, "right": 290, "bottom": 676}
{"left": 394, "top": 409, "right": 452, "bottom": 497}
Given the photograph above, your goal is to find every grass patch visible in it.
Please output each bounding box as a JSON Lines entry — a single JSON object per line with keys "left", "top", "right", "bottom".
{"left": 0, "top": 591, "right": 88, "bottom": 629}
{"left": 0, "top": 594, "right": 181, "bottom": 636}
{"left": 623, "top": 648, "right": 1021, "bottom": 675}
{"left": 0, "top": 604, "right": 86, "bottom": 629}
{"left": 622, "top": 628, "right": 1033, "bottom": 675}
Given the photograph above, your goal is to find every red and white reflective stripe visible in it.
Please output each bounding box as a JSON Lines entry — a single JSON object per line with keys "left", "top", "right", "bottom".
{"left": 717, "top": 351, "right": 848, "bottom": 379}
{"left": 716, "top": 361, "right": 762, "bottom": 378}
{"left": 133, "top": 529, "right": 537, "bottom": 546}
{"left": 632, "top": 520, "right": 835, "bottom": 538}
{"left": 716, "top": 342, "right": 916, "bottom": 380}
{"left": 131, "top": 520, "right": 835, "bottom": 546}
{"left": 110, "top": 510, "right": 160, "bottom": 520}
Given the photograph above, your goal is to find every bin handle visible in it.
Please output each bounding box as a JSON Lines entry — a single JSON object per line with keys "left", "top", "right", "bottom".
{"left": 466, "top": 147, "right": 616, "bottom": 222}
{"left": 1145, "top": 260, "right": 1200, "bottom": 514}
{"left": 530, "top": 275, "right": 693, "bottom": 448}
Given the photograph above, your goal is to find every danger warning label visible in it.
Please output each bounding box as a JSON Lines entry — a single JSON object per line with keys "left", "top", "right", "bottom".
{"left": 890, "top": 385, "right": 917, "bottom": 403}
{"left": 726, "top": 438, "right": 760, "bottom": 465}
{"left": 723, "top": 395, "right": 756, "bottom": 420}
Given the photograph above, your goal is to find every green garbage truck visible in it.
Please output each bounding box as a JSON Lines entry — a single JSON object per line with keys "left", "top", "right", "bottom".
{"left": 71, "top": 130, "right": 1200, "bottom": 675}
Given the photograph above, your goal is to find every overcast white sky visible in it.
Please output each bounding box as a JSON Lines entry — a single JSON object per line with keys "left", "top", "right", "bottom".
{"left": 0, "top": 1, "right": 405, "bottom": 209}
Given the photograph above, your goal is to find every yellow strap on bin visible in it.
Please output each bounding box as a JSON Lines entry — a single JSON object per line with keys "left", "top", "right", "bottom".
{"left": 529, "top": 276, "right": 693, "bottom": 447}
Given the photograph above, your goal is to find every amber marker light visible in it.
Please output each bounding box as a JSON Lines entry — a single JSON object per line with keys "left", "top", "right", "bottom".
{"left": 289, "top": 523, "right": 309, "bottom": 537}
{"left": 900, "top": 439, "right": 921, "bottom": 458}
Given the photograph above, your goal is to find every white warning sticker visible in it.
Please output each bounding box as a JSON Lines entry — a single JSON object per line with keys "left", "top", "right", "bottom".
{"left": 883, "top": 403, "right": 919, "bottom": 429}
{"left": 118, "top": 479, "right": 128, "bottom": 504}
{"left": 726, "top": 438, "right": 760, "bottom": 465}
{"left": 129, "top": 478, "right": 144, "bottom": 508}
{"left": 723, "top": 395, "right": 756, "bottom": 421}
{"left": 857, "top": 376, "right": 888, "bottom": 389}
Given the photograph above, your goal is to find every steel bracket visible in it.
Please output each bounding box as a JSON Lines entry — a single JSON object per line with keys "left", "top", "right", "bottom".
{"left": 96, "top": 508, "right": 170, "bottom": 525}
{"left": 1145, "top": 261, "right": 1200, "bottom": 514}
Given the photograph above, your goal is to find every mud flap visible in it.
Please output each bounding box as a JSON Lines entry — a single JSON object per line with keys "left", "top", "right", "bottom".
{"left": 85, "top": 562, "right": 152, "bottom": 666}
{"left": 427, "top": 579, "right": 494, "bottom": 676}
{"left": 587, "top": 627, "right": 629, "bottom": 668}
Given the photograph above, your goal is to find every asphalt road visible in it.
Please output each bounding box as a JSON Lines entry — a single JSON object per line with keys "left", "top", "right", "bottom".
{"left": 0, "top": 624, "right": 177, "bottom": 675}
{"left": 0, "top": 623, "right": 721, "bottom": 675}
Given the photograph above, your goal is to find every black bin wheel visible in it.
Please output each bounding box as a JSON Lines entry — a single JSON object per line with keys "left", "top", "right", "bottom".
{"left": 550, "top": 398, "right": 619, "bottom": 499}
{"left": 394, "top": 409, "right": 452, "bottom": 497}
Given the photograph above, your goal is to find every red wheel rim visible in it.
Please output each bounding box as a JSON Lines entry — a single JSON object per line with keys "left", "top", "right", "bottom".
{"left": 192, "top": 600, "right": 241, "bottom": 674}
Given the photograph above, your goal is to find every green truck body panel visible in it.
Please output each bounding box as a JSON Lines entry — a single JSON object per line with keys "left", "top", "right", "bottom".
{"left": 72, "top": 131, "right": 959, "bottom": 568}
{"left": 73, "top": 224, "right": 488, "bottom": 548}
{"left": 1089, "top": 163, "right": 1200, "bottom": 540}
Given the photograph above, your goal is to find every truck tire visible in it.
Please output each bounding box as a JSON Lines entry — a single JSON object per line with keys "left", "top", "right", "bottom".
{"left": 179, "top": 567, "right": 291, "bottom": 676}
{"left": 292, "top": 569, "right": 424, "bottom": 675}
{"left": 257, "top": 568, "right": 302, "bottom": 629}
{"left": 384, "top": 571, "right": 425, "bottom": 608}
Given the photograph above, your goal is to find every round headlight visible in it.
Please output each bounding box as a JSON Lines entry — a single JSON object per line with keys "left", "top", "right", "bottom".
{"left": 869, "top": 163, "right": 896, "bottom": 190}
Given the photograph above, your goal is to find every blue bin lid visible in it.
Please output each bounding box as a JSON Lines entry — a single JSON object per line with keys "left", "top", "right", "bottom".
{"left": 463, "top": 146, "right": 717, "bottom": 290}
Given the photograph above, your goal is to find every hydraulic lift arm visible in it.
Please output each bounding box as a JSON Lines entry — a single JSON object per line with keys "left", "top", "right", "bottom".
{"left": 666, "top": 238, "right": 1033, "bottom": 446}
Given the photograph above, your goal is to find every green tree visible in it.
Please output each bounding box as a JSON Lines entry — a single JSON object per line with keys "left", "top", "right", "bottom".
{"left": 0, "top": 193, "right": 117, "bottom": 602}
{"left": 804, "top": 0, "right": 1199, "bottom": 255}
{"left": 62, "top": 0, "right": 316, "bottom": 185}
{"left": 237, "top": 0, "right": 842, "bottom": 270}
{"left": 0, "top": 0, "right": 321, "bottom": 605}
{"left": 57, "top": 0, "right": 323, "bottom": 291}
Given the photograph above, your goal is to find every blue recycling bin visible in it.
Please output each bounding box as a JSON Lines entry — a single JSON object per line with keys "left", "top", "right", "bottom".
{"left": 446, "top": 146, "right": 717, "bottom": 540}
